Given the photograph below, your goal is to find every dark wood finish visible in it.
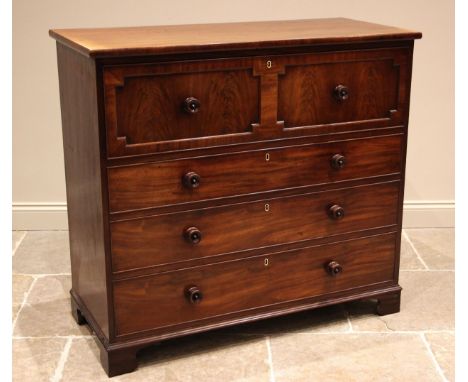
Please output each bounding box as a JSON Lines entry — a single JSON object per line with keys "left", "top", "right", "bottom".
{"left": 112, "top": 226, "right": 400, "bottom": 280}
{"left": 98, "top": 341, "right": 139, "bottom": 377}
{"left": 183, "top": 226, "right": 202, "bottom": 245}
{"left": 105, "top": 63, "right": 259, "bottom": 156}
{"left": 183, "top": 97, "right": 201, "bottom": 114}
{"left": 376, "top": 290, "right": 401, "bottom": 315}
{"left": 326, "top": 261, "right": 343, "bottom": 277}
{"left": 182, "top": 171, "right": 201, "bottom": 189}
{"left": 56, "top": 44, "right": 111, "bottom": 339}
{"left": 328, "top": 204, "right": 345, "bottom": 220}
{"left": 103, "top": 48, "right": 410, "bottom": 157}
{"left": 110, "top": 181, "right": 399, "bottom": 273}
{"left": 185, "top": 285, "right": 203, "bottom": 304}
{"left": 51, "top": 18, "right": 420, "bottom": 377}
{"left": 108, "top": 134, "right": 403, "bottom": 213}
{"left": 113, "top": 233, "right": 396, "bottom": 336}
{"left": 331, "top": 153, "right": 346, "bottom": 169}
{"left": 279, "top": 57, "right": 398, "bottom": 127}
{"left": 70, "top": 296, "right": 87, "bottom": 325}
{"left": 49, "top": 18, "right": 421, "bottom": 58}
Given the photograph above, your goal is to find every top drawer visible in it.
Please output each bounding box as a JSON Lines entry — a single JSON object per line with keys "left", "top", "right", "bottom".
{"left": 103, "top": 48, "right": 410, "bottom": 157}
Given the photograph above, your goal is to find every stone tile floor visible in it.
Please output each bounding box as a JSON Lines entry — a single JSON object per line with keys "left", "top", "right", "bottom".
{"left": 12, "top": 229, "right": 455, "bottom": 381}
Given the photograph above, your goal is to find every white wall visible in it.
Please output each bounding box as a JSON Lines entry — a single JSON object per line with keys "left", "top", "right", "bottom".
{"left": 12, "top": 0, "right": 454, "bottom": 229}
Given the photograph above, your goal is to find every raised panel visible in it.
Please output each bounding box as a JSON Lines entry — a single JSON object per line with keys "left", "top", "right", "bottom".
{"left": 278, "top": 58, "right": 399, "bottom": 127}
{"left": 114, "top": 69, "right": 259, "bottom": 143}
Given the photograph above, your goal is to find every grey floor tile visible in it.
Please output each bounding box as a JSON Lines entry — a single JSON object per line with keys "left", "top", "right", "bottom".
{"left": 63, "top": 335, "right": 270, "bottom": 381}
{"left": 347, "top": 271, "right": 454, "bottom": 331}
{"left": 12, "top": 274, "right": 34, "bottom": 322}
{"left": 406, "top": 228, "right": 454, "bottom": 270}
{"left": 270, "top": 333, "right": 441, "bottom": 382}
{"left": 12, "top": 304, "right": 21, "bottom": 323}
{"left": 14, "top": 275, "right": 88, "bottom": 337}
{"left": 400, "top": 231, "right": 425, "bottom": 270}
{"left": 12, "top": 274, "right": 34, "bottom": 305}
{"left": 425, "top": 332, "right": 455, "bottom": 382}
{"left": 13, "top": 231, "right": 70, "bottom": 274}
{"left": 13, "top": 338, "right": 67, "bottom": 382}
{"left": 12, "top": 231, "right": 26, "bottom": 254}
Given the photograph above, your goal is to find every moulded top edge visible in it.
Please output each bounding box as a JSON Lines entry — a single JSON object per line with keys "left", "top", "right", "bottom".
{"left": 49, "top": 18, "right": 422, "bottom": 58}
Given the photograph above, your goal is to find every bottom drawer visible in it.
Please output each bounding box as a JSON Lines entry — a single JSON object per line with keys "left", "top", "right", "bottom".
{"left": 113, "top": 233, "right": 397, "bottom": 337}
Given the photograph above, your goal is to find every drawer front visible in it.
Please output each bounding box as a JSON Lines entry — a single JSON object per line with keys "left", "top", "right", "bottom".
{"left": 104, "top": 49, "right": 410, "bottom": 157}
{"left": 108, "top": 134, "right": 403, "bottom": 213}
{"left": 104, "top": 58, "right": 260, "bottom": 157}
{"left": 111, "top": 181, "right": 399, "bottom": 273}
{"left": 113, "top": 233, "right": 396, "bottom": 336}
{"left": 278, "top": 55, "right": 400, "bottom": 127}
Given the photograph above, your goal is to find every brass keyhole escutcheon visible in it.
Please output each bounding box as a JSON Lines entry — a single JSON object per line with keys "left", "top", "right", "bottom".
{"left": 265, "top": 203, "right": 270, "bottom": 212}
{"left": 265, "top": 153, "right": 270, "bottom": 161}
{"left": 266, "top": 60, "right": 272, "bottom": 69}
{"left": 264, "top": 258, "right": 269, "bottom": 266}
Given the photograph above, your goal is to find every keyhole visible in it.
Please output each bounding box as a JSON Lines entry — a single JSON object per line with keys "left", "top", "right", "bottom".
{"left": 266, "top": 60, "right": 272, "bottom": 69}
{"left": 264, "top": 258, "right": 269, "bottom": 266}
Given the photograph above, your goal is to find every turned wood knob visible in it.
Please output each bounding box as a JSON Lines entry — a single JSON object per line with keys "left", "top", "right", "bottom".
{"left": 183, "top": 97, "right": 201, "bottom": 113}
{"left": 184, "top": 226, "right": 202, "bottom": 244}
{"left": 326, "top": 261, "right": 343, "bottom": 276}
{"left": 334, "top": 84, "right": 349, "bottom": 101}
{"left": 331, "top": 154, "right": 346, "bottom": 169}
{"left": 185, "top": 285, "right": 203, "bottom": 304}
{"left": 183, "top": 172, "right": 201, "bottom": 189}
{"left": 328, "top": 204, "right": 345, "bottom": 220}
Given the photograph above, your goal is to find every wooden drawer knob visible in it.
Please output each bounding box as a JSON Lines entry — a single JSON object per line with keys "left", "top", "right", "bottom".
{"left": 334, "top": 84, "right": 349, "bottom": 101}
{"left": 328, "top": 204, "right": 345, "bottom": 220}
{"left": 185, "top": 285, "right": 203, "bottom": 304}
{"left": 331, "top": 154, "right": 346, "bottom": 169}
{"left": 183, "top": 172, "right": 201, "bottom": 189}
{"left": 183, "top": 97, "right": 201, "bottom": 113}
{"left": 184, "top": 226, "right": 202, "bottom": 244}
{"left": 326, "top": 261, "right": 343, "bottom": 276}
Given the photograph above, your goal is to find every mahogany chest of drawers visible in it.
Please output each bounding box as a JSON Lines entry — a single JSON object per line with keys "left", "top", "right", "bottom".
{"left": 50, "top": 18, "right": 421, "bottom": 377}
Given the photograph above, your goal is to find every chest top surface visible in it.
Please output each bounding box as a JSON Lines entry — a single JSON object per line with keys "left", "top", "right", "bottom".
{"left": 49, "top": 18, "right": 421, "bottom": 58}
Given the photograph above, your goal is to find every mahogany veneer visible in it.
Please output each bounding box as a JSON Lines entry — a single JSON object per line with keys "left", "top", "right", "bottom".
{"left": 50, "top": 18, "right": 421, "bottom": 377}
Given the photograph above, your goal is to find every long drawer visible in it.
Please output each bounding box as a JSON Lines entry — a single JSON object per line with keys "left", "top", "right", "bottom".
{"left": 107, "top": 134, "right": 403, "bottom": 213}
{"left": 103, "top": 48, "right": 409, "bottom": 158}
{"left": 113, "top": 233, "right": 396, "bottom": 337}
{"left": 111, "top": 181, "right": 399, "bottom": 273}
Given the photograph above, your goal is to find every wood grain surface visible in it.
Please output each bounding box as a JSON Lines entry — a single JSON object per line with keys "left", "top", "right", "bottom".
{"left": 107, "top": 134, "right": 403, "bottom": 213}
{"left": 49, "top": 18, "right": 421, "bottom": 58}
{"left": 279, "top": 57, "right": 398, "bottom": 126}
{"left": 56, "top": 45, "right": 111, "bottom": 339}
{"left": 113, "top": 233, "right": 396, "bottom": 336}
{"left": 113, "top": 69, "right": 259, "bottom": 143}
{"left": 111, "top": 181, "right": 400, "bottom": 273}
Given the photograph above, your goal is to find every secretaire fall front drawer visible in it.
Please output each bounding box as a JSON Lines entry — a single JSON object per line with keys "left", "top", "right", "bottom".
{"left": 107, "top": 134, "right": 403, "bottom": 213}
{"left": 110, "top": 181, "right": 400, "bottom": 273}
{"left": 103, "top": 48, "right": 410, "bottom": 158}
{"left": 113, "top": 233, "right": 397, "bottom": 337}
